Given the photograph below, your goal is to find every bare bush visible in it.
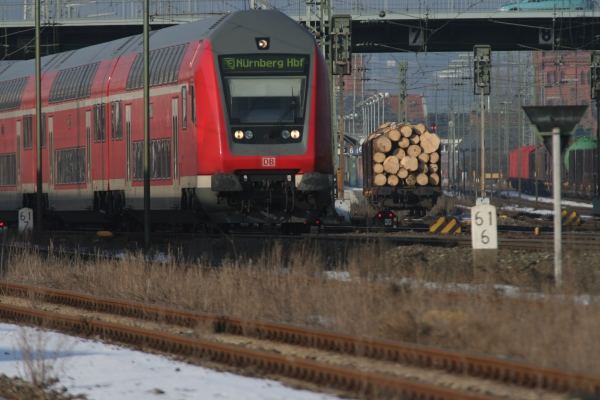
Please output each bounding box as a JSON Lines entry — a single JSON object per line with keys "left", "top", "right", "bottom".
{"left": 15, "top": 327, "right": 67, "bottom": 390}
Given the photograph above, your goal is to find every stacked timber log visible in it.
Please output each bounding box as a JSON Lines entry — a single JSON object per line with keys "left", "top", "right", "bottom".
{"left": 368, "top": 122, "right": 441, "bottom": 187}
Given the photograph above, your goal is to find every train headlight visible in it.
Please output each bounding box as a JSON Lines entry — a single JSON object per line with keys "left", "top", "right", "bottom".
{"left": 234, "top": 130, "right": 244, "bottom": 140}
{"left": 290, "top": 129, "right": 301, "bottom": 139}
{"left": 244, "top": 130, "right": 254, "bottom": 139}
{"left": 281, "top": 130, "right": 290, "bottom": 139}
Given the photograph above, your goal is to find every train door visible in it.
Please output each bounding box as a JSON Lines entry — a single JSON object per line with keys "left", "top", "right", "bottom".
{"left": 16, "top": 120, "right": 21, "bottom": 192}
{"left": 171, "top": 97, "right": 179, "bottom": 183}
{"left": 125, "top": 104, "right": 131, "bottom": 182}
{"left": 86, "top": 110, "right": 92, "bottom": 184}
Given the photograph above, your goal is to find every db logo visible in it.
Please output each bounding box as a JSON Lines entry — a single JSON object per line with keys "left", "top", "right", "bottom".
{"left": 262, "top": 157, "right": 276, "bottom": 167}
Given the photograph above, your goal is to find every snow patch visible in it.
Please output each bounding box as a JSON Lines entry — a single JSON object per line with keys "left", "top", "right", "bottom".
{"left": 0, "top": 324, "right": 339, "bottom": 400}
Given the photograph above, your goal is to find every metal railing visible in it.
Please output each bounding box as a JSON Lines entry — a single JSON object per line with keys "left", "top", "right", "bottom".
{"left": 1, "top": 0, "right": 595, "bottom": 26}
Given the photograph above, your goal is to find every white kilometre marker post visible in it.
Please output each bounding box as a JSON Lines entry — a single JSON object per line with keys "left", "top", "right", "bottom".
{"left": 471, "top": 198, "right": 497, "bottom": 250}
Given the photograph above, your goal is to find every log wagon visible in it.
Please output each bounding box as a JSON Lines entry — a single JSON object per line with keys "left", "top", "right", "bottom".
{"left": 361, "top": 122, "right": 441, "bottom": 216}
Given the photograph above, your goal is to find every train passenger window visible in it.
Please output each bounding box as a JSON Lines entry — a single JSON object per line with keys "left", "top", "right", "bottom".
{"left": 111, "top": 101, "right": 122, "bottom": 140}
{"left": 49, "top": 63, "right": 99, "bottom": 103}
{"left": 47, "top": 116, "right": 53, "bottom": 185}
{"left": 181, "top": 86, "right": 187, "bottom": 130}
{"left": 94, "top": 104, "right": 106, "bottom": 142}
{"left": 132, "top": 139, "right": 171, "bottom": 180}
{"left": 125, "top": 105, "right": 132, "bottom": 138}
{"left": 0, "top": 154, "right": 16, "bottom": 186}
{"left": 23, "top": 115, "right": 33, "bottom": 149}
{"left": 0, "top": 77, "right": 27, "bottom": 111}
{"left": 55, "top": 147, "right": 86, "bottom": 184}
{"left": 189, "top": 85, "right": 196, "bottom": 124}
{"left": 125, "top": 105, "right": 131, "bottom": 181}
{"left": 86, "top": 110, "right": 92, "bottom": 182}
{"left": 126, "top": 44, "right": 187, "bottom": 89}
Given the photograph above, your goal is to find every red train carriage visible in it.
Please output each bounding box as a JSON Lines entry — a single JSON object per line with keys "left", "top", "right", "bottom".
{"left": 0, "top": 10, "right": 332, "bottom": 228}
{"left": 508, "top": 145, "right": 550, "bottom": 195}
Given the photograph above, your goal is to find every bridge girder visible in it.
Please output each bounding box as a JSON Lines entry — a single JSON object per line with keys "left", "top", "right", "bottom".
{"left": 2, "top": 13, "right": 600, "bottom": 60}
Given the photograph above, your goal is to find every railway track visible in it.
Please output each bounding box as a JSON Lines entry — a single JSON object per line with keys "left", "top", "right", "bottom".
{"left": 0, "top": 282, "right": 598, "bottom": 399}
{"left": 4, "top": 225, "right": 600, "bottom": 257}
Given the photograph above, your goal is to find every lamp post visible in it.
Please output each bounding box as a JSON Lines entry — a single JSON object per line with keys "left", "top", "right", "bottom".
{"left": 523, "top": 105, "right": 587, "bottom": 287}
{"left": 371, "top": 99, "right": 376, "bottom": 130}
{"left": 361, "top": 103, "right": 366, "bottom": 136}
{"left": 365, "top": 103, "right": 370, "bottom": 135}
{"left": 366, "top": 101, "right": 372, "bottom": 133}
{"left": 379, "top": 92, "right": 389, "bottom": 124}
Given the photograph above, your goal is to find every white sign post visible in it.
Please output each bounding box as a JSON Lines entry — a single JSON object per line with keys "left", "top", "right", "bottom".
{"left": 18, "top": 208, "right": 33, "bottom": 234}
{"left": 471, "top": 203, "right": 497, "bottom": 249}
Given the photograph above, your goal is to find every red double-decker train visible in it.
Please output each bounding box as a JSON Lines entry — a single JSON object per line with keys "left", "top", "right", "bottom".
{"left": 0, "top": 10, "right": 332, "bottom": 228}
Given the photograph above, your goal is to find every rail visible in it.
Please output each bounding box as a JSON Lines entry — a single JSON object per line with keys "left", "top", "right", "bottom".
{"left": 1, "top": 281, "right": 598, "bottom": 397}
{"left": 0, "top": 301, "right": 493, "bottom": 400}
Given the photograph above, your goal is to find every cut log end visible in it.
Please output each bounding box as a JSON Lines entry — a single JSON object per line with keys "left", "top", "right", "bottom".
{"left": 400, "top": 125, "right": 413, "bottom": 138}
{"left": 393, "top": 148, "right": 406, "bottom": 160}
{"left": 387, "top": 174, "right": 399, "bottom": 186}
{"left": 383, "top": 156, "right": 400, "bottom": 174}
{"left": 399, "top": 137, "right": 410, "bottom": 149}
{"left": 407, "top": 144, "right": 422, "bottom": 158}
{"left": 373, "top": 136, "right": 392, "bottom": 153}
{"left": 374, "top": 174, "right": 387, "bottom": 186}
{"left": 414, "top": 123, "right": 427, "bottom": 135}
{"left": 400, "top": 156, "right": 418, "bottom": 172}
{"left": 420, "top": 132, "right": 441, "bottom": 154}
{"left": 373, "top": 152, "right": 386, "bottom": 163}
{"left": 416, "top": 173, "right": 429, "bottom": 186}
{"left": 386, "top": 129, "right": 401, "bottom": 142}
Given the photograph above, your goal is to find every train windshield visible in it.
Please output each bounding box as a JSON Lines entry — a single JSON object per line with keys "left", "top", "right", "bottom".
{"left": 225, "top": 76, "right": 306, "bottom": 124}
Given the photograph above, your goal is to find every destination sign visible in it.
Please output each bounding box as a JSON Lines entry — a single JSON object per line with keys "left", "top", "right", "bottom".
{"left": 220, "top": 55, "right": 308, "bottom": 74}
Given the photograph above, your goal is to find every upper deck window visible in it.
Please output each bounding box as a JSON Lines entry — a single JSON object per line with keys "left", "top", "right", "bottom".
{"left": 49, "top": 63, "right": 99, "bottom": 103}
{"left": 127, "top": 44, "right": 188, "bottom": 90}
{"left": 0, "top": 77, "right": 28, "bottom": 111}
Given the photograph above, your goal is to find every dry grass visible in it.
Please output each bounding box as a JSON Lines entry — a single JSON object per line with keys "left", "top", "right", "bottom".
{"left": 4, "top": 243, "right": 600, "bottom": 376}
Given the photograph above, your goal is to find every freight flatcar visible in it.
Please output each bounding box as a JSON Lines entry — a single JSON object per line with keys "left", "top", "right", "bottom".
{"left": 0, "top": 10, "right": 332, "bottom": 228}
{"left": 360, "top": 125, "right": 441, "bottom": 216}
{"left": 564, "top": 137, "right": 598, "bottom": 197}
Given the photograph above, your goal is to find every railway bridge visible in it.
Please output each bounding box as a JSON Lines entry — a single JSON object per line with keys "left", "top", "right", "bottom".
{"left": 2, "top": 0, "right": 600, "bottom": 60}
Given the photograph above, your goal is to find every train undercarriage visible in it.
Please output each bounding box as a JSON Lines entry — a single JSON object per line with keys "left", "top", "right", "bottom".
{"left": 0, "top": 172, "right": 333, "bottom": 232}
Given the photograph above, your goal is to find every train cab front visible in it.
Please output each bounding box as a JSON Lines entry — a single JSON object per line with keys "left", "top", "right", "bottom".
{"left": 210, "top": 53, "right": 330, "bottom": 215}
{"left": 204, "top": 13, "right": 332, "bottom": 222}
